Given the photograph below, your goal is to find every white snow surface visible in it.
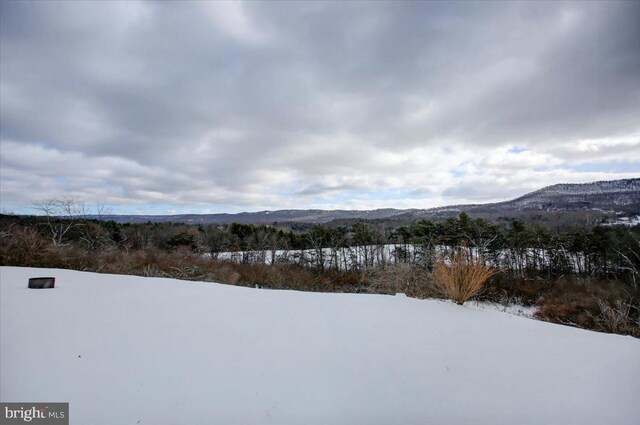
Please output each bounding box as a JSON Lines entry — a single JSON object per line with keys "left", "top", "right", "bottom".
{"left": 1, "top": 267, "right": 639, "bottom": 425}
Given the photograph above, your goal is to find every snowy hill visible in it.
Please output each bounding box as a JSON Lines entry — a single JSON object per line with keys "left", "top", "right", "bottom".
{"left": 1, "top": 267, "right": 639, "bottom": 425}
{"left": 411, "top": 178, "right": 640, "bottom": 218}
{"left": 92, "top": 178, "right": 639, "bottom": 224}
{"left": 486, "top": 178, "right": 640, "bottom": 211}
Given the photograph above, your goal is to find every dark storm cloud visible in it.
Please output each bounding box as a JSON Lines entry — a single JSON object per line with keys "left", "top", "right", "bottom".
{"left": 1, "top": 1, "right": 638, "bottom": 212}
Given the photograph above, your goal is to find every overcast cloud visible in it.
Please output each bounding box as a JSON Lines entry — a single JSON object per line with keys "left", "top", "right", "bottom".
{"left": 1, "top": 0, "right": 639, "bottom": 214}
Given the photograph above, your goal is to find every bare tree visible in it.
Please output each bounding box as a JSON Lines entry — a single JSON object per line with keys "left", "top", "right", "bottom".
{"left": 95, "top": 202, "right": 111, "bottom": 220}
{"left": 252, "top": 229, "right": 272, "bottom": 264}
{"left": 201, "top": 226, "right": 228, "bottom": 260}
{"left": 33, "top": 197, "right": 88, "bottom": 246}
{"left": 307, "top": 226, "right": 327, "bottom": 271}
{"left": 615, "top": 235, "right": 640, "bottom": 288}
{"left": 267, "top": 231, "right": 284, "bottom": 265}
{"left": 327, "top": 229, "right": 347, "bottom": 271}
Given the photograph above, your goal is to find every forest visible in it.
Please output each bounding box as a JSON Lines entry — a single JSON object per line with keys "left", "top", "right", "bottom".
{"left": 1, "top": 206, "right": 639, "bottom": 336}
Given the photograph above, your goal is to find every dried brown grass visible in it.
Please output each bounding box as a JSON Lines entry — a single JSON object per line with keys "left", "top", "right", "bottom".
{"left": 590, "top": 299, "right": 639, "bottom": 336}
{"left": 433, "top": 250, "right": 498, "bottom": 305}
{"left": 535, "top": 278, "right": 639, "bottom": 336}
{"left": 362, "top": 263, "right": 437, "bottom": 299}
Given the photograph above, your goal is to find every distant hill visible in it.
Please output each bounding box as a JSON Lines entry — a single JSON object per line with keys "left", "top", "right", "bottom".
{"left": 97, "top": 208, "right": 415, "bottom": 225}
{"left": 407, "top": 178, "right": 640, "bottom": 219}
{"left": 96, "top": 178, "right": 640, "bottom": 224}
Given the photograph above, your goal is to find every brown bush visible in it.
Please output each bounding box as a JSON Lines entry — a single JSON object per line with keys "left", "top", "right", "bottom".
{"left": 0, "top": 226, "right": 58, "bottom": 267}
{"left": 12, "top": 227, "right": 51, "bottom": 265}
{"left": 535, "top": 278, "right": 639, "bottom": 337}
{"left": 482, "top": 274, "right": 549, "bottom": 306}
{"left": 432, "top": 251, "right": 497, "bottom": 305}
{"left": 209, "top": 264, "right": 241, "bottom": 285}
{"left": 591, "top": 299, "right": 639, "bottom": 336}
{"left": 362, "top": 263, "right": 436, "bottom": 298}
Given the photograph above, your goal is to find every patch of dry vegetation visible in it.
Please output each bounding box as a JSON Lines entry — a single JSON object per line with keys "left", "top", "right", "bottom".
{"left": 432, "top": 250, "right": 498, "bottom": 305}
{"left": 534, "top": 278, "right": 639, "bottom": 337}
{"left": 361, "top": 263, "right": 437, "bottom": 299}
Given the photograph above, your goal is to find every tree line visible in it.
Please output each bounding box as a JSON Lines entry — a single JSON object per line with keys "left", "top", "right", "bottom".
{"left": 1, "top": 209, "right": 639, "bottom": 286}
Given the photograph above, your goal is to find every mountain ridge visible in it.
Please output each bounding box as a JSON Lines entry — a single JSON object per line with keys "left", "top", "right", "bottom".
{"left": 96, "top": 178, "right": 640, "bottom": 224}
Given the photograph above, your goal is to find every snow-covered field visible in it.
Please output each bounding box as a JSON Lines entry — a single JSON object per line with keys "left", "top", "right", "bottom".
{"left": 1, "top": 267, "right": 639, "bottom": 425}
{"left": 604, "top": 215, "right": 640, "bottom": 226}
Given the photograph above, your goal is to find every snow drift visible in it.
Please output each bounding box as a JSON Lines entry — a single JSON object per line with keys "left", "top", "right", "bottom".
{"left": 1, "top": 267, "right": 639, "bottom": 425}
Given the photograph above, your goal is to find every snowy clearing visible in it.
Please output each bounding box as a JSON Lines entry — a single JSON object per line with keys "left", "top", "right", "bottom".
{"left": 464, "top": 300, "right": 539, "bottom": 318}
{"left": 1, "top": 267, "right": 639, "bottom": 425}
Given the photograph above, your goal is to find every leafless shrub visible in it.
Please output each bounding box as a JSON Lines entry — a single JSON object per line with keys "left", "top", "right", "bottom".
{"left": 362, "top": 263, "right": 434, "bottom": 298}
{"left": 210, "top": 264, "right": 241, "bottom": 285}
{"left": 141, "top": 264, "right": 162, "bottom": 277}
{"left": 3, "top": 226, "right": 51, "bottom": 266}
{"left": 590, "top": 298, "right": 639, "bottom": 337}
{"left": 432, "top": 250, "right": 498, "bottom": 305}
{"left": 534, "top": 278, "right": 639, "bottom": 336}
{"left": 0, "top": 221, "right": 16, "bottom": 240}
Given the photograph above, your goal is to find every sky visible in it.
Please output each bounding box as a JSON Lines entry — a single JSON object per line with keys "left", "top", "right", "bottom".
{"left": 1, "top": 1, "right": 639, "bottom": 215}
